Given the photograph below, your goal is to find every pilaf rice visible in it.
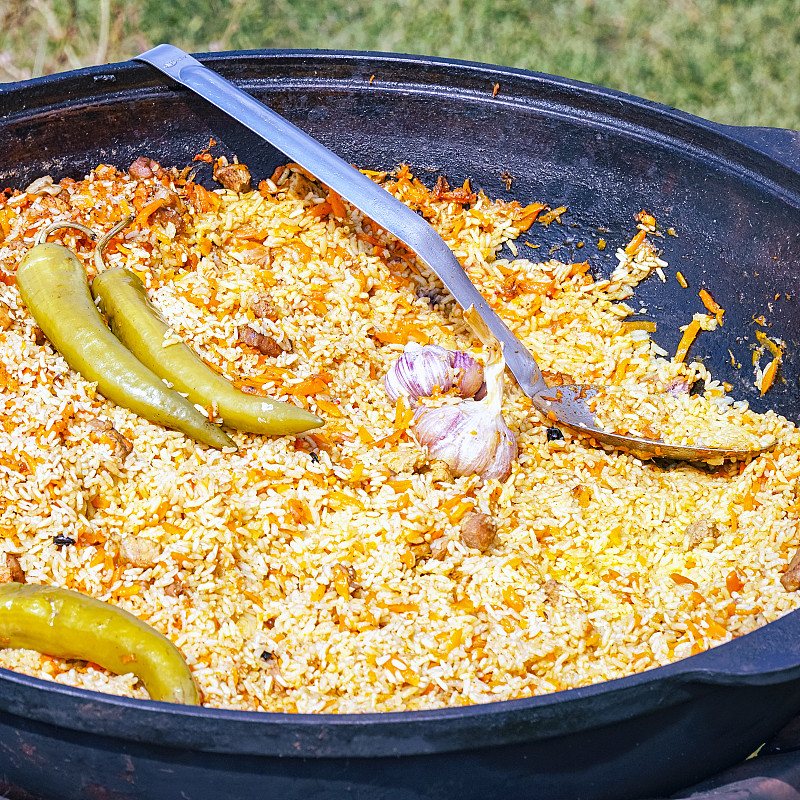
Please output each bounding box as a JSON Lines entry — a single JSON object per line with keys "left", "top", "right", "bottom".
{"left": 0, "top": 158, "right": 797, "bottom": 712}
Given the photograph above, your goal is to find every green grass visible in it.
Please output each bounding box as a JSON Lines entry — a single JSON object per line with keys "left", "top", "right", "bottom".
{"left": 1, "top": 0, "right": 799, "bottom": 128}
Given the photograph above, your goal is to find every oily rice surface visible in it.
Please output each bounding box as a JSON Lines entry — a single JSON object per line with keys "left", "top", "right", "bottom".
{"left": 0, "top": 162, "right": 797, "bottom": 713}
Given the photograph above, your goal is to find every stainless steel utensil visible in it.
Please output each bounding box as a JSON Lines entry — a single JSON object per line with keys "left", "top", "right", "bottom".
{"left": 136, "top": 44, "right": 776, "bottom": 462}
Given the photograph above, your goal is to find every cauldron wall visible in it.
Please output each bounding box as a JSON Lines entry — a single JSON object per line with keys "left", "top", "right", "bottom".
{"left": 1, "top": 50, "right": 800, "bottom": 800}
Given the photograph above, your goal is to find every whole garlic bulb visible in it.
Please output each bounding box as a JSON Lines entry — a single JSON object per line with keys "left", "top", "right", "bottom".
{"left": 384, "top": 343, "right": 484, "bottom": 405}
{"left": 412, "top": 399, "right": 517, "bottom": 480}
{"left": 409, "top": 311, "right": 517, "bottom": 481}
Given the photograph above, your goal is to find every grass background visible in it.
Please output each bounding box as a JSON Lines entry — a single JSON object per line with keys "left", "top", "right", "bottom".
{"left": 0, "top": 0, "right": 798, "bottom": 129}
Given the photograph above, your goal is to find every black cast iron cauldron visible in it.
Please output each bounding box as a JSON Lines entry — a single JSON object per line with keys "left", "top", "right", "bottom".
{"left": 1, "top": 50, "right": 800, "bottom": 800}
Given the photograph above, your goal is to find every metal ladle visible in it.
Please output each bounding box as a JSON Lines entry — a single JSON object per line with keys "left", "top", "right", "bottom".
{"left": 137, "top": 44, "right": 776, "bottom": 463}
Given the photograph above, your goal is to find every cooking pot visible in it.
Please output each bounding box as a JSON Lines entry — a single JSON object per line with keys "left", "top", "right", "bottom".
{"left": 1, "top": 50, "right": 800, "bottom": 800}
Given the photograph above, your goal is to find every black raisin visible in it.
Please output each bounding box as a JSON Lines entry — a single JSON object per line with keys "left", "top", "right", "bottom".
{"left": 260, "top": 650, "right": 273, "bottom": 662}
{"left": 546, "top": 427, "right": 564, "bottom": 441}
{"left": 309, "top": 451, "right": 320, "bottom": 463}
{"left": 53, "top": 535, "right": 76, "bottom": 547}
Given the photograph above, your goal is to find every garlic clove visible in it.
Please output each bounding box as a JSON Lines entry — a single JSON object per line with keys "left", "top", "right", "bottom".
{"left": 384, "top": 343, "right": 484, "bottom": 405}
{"left": 412, "top": 398, "right": 517, "bottom": 481}
{"left": 450, "top": 350, "right": 484, "bottom": 399}
{"left": 384, "top": 343, "right": 450, "bottom": 403}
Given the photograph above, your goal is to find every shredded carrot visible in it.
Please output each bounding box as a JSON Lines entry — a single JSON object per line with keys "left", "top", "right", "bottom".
{"left": 670, "top": 572, "right": 699, "bottom": 588}
{"left": 328, "top": 491, "right": 364, "bottom": 510}
{"left": 622, "top": 320, "right": 657, "bottom": 333}
{"left": 636, "top": 210, "right": 656, "bottom": 228}
{"left": 371, "top": 429, "right": 406, "bottom": 448}
{"left": 347, "top": 462, "right": 364, "bottom": 482}
{"left": 328, "top": 190, "right": 347, "bottom": 219}
{"left": 517, "top": 202, "right": 546, "bottom": 231}
{"left": 447, "top": 499, "right": 474, "bottom": 524}
{"left": 760, "top": 357, "right": 780, "bottom": 396}
{"left": 625, "top": 228, "right": 647, "bottom": 256}
{"left": 676, "top": 271, "right": 688, "bottom": 288}
{"left": 756, "top": 330, "right": 783, "bottom": 360}
{"left": 699, "top": 289, "right": 724, "bottom": 325}
{"left": 333, "top": 569, "right": 351, "bottom": 599}
{"left": 537, "top": 206, "right": 567, "bottom": 226}
{"left": 287, "top": 372, "right": 333, "bottom": 396}
{"left": 502, "top": 586, "right": 525, "bottom": 613}
{"left": 380, "top": 600, "right": 419, "bottom": 613}
{"left": 568, "top": 261, "right": 591, "bottom": 277}
{"left": 394, "top": 396, "right": 414, "bottom": 430}
{"left": 186, "top": 181, "right": 221, "bottom": 213}
{"left": 441, "top": 495, "right": 465, "bottom": 512}
{"left": 242, "top": 590, "right": 263, "bottom": 607}
{"left": 116, "top": 584, "right": 141, "bottom": 598}
{"left": 688, "top": 590, "right": 705, "bottom": 608}
{"left": 161, "top": 522, "right": 185, "bottom": 536}
{"left": 374, "top": 326, "right": 430, "bottom": 346}
{"left": 674, "top": 319, "right": 702, "bottom": 363}
{"left": 704, "top": 619, "right": 729, "bottom": 639}
{"left": 310, "top": 583, "right": 326, "bottom": 602}
{"left": 726, "top": 570, "right": 745, "bottom": 594}
{"left": 357, "top": 425, "right": 375, "bottom": 444}
{"left": 309, "top": 201, "right": 332, "bottom": 218}
{"left": 315, "top": 398, "right": 344, "bottom": 418}
{"left": 133, "top": 196, "right": 167, "bottom": 226}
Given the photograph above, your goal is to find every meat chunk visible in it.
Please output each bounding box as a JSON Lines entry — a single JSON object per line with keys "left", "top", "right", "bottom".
{"left": 238, "top": 325, "right": 284, "bottom": 357}
{"left": 431, "top": 175, "right": 476, "bottom": 205}
{"left": 152, "top": 205, "right": 185, "bottom": 234}
{"left": 164, "top": 579, "right": 184, "bottom": 598}
{"left": 214, "top": 162, "right": 251, "bottom": 193}
{"left": 665, "top": 377, "right": 691, "bottom": 396}
{"left": 782, "top": 547, "right": 800, "bottom": 592}
{"left": 128, "top": 157, "right": 163, "bottom": 180}
{"left": 0, "top": 301, "right": 13, "bottom": 331}
{"left": 428, "top": 460, "right": 453, "bottom": 483}
{"left": 460, "top": 511, "right": 496, "bottom": 552}
{"left": 118, "top": 536, "right": 160, "bottom": 569}
{"left": 285, "top": 171, "right": 318, "bottom": 201}
{"left": 88, "top": 419, "right": 133, "bottom": 460}
{"left": 542, "top": 579, "right": 561, "bottom": 602}
{"left": 541, "top": 369, "right": 576, "bottom": 387}
{"left": 429, "top": 537, "right": 449, "bottom": 560}
{"left": 6, "top": 554, "right": 25, "bottom": 584}
{"left": 24, "top": 175, "right": 62, "bottom": 196}
{"left": 249, "top": 292, "right": 279, "bottom": 321}
{"left": 683, "top": 518, "right": 717, "bottom": 550}
{"left": 381, "top": 445, "right": 426, "bottom": 475}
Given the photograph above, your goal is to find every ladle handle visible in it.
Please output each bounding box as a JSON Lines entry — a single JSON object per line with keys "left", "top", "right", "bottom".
{"left": 136, "top": 44, "right": 547, "bottom": 397}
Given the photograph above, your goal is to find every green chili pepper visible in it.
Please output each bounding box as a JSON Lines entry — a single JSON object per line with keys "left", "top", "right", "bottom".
{"left": 90, "top": 229, "right": 322, "bottom": 437}
{"left": 0, "top": 583, "right": 199, "bottom": 705}
{"left": 16, "top": 220, "right": 234, "bottom": 449}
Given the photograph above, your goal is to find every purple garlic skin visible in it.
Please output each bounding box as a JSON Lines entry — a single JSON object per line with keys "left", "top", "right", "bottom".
{"left": 450, "top": 350, "right": 485, "bottom": 399}
{"left": 384, "top": 343, "right": 484, "bottom": 405}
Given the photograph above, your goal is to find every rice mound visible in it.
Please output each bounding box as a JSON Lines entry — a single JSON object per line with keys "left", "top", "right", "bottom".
{"left": 0, "top": 160, "right": 797, "bottom": 713}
